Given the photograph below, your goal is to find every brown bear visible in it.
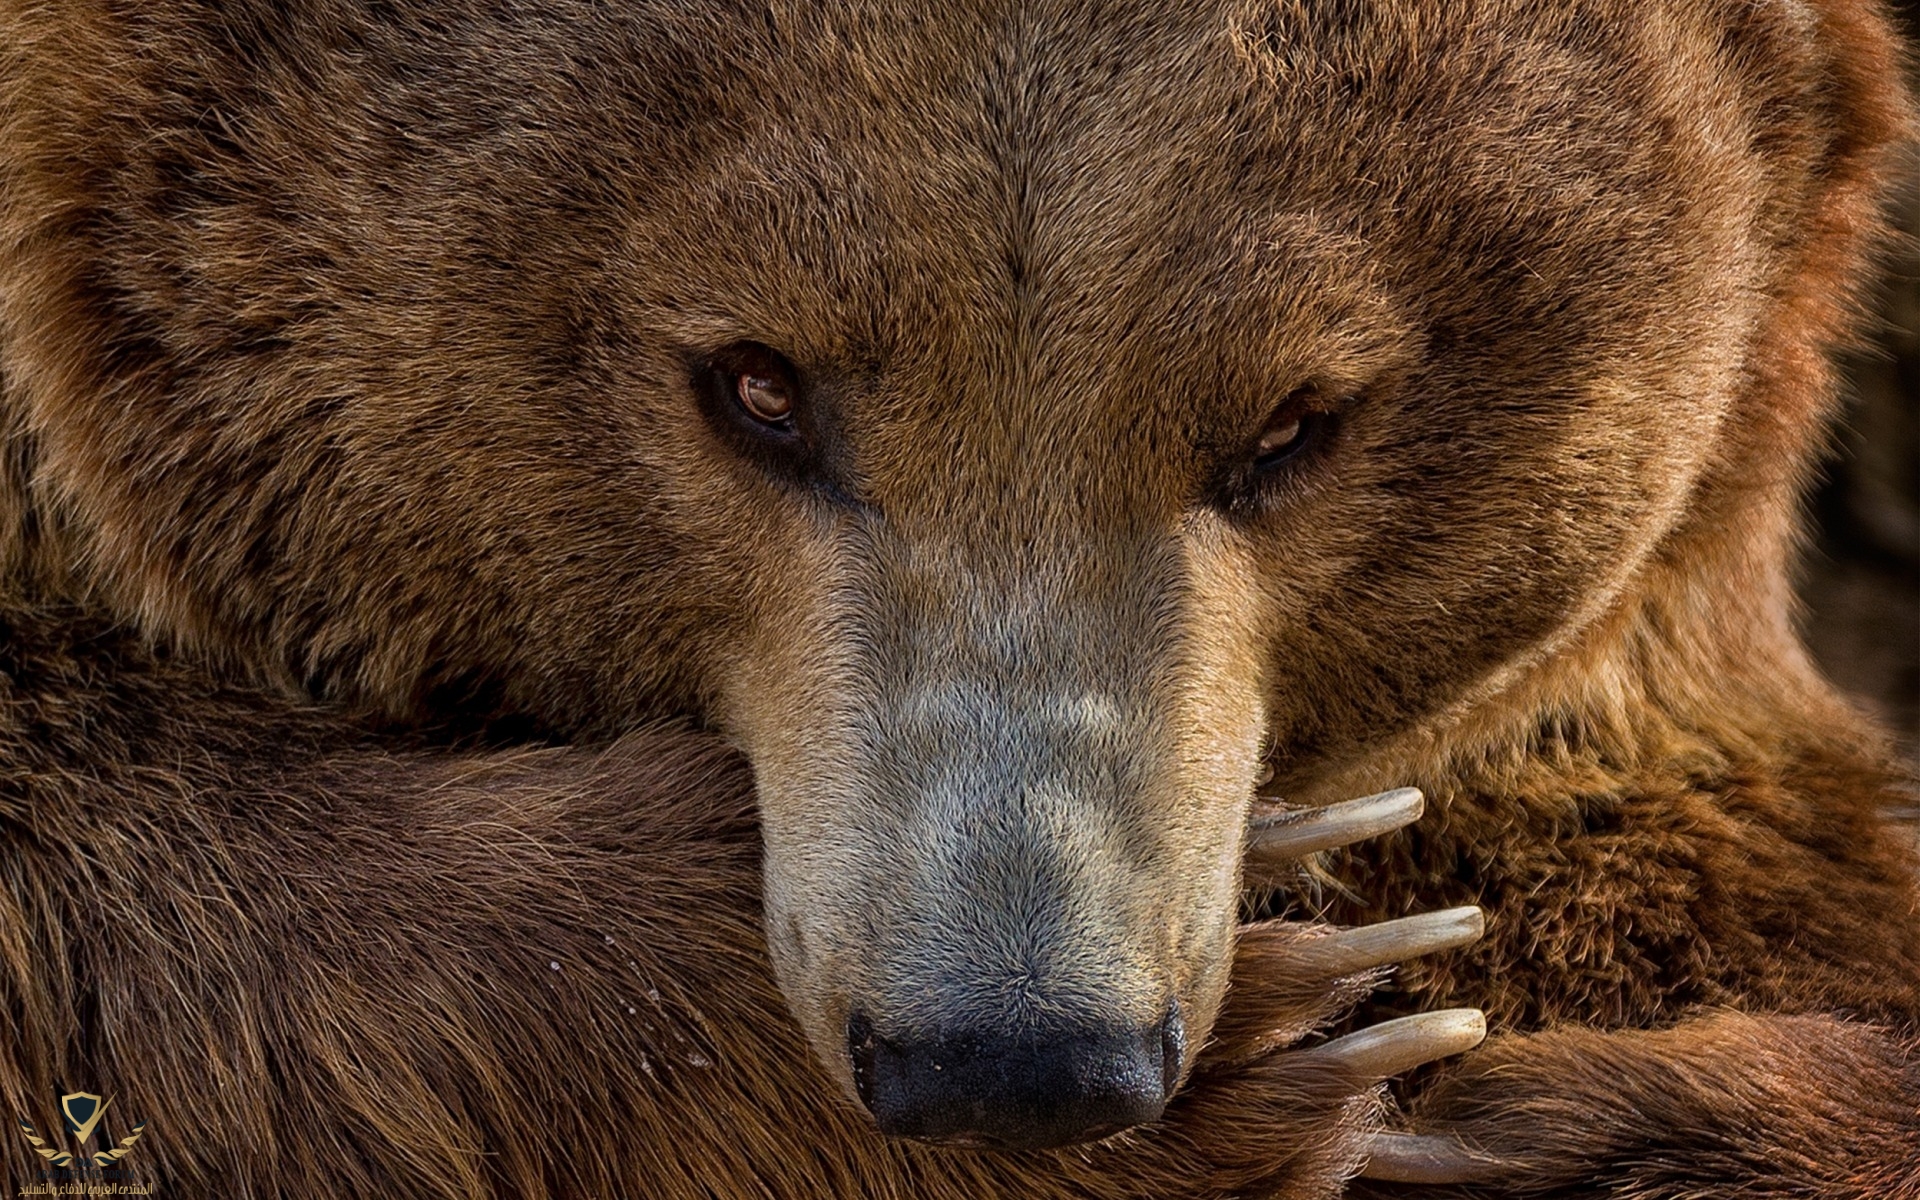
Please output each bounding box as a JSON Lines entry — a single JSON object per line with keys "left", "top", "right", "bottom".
{"left": 0, "top": 0, "right": 1916, "bottom": 1196}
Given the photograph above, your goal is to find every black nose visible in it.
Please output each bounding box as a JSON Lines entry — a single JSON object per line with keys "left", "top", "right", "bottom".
{"left": 847, "top": 1009, "right": 1183, "bottom": 1151}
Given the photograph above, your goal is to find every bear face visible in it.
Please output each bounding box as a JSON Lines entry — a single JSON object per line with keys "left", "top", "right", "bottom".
{"left": 0, "top": 0, "right": 1852, "bottom": 1150}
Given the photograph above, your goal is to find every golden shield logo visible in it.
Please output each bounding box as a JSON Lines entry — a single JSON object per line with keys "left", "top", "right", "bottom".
{"left": 16, "top": 1090, "right": 147, "bottom": 1168}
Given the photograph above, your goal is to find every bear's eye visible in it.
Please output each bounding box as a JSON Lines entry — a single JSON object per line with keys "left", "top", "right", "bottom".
{"left": 736, "top": 368, "right": 795, "bottom": 425}
{"left": 1249, "top": 391, "right": 1335, "bottom": 473}
{"left": 706, "top": 342, "right": 800, "bottom": 429}
{"left": 695, "top": 341, "right": 829, "bottom": 486}
{"left": 1253, "top": 413, "right": 1307, "bottom": 466}
{"left": 1210, "top": 387, "right": 1346, "bottom": 513}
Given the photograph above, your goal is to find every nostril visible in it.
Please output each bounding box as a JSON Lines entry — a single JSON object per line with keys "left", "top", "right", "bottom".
{"left": 851, "top": 1018, "right": 1172, "bottom": 1151}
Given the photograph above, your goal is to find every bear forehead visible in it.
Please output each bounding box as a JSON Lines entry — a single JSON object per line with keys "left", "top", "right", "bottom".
{"left": 137, "top": 0, "right": 1730, "bottom": 356}
{"left": 88, "top": 0, "right": 1759, "bottom": 499}
{"left": 345, "top": 0, "right": 1727, "bottom": 442}
{"left": 603, "top": 0, "right": 1712, "bottom": 358}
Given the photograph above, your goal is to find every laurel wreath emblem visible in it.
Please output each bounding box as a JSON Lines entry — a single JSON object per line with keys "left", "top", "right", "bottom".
{"left": 17, "top": 1114, "right": 147, "bottom": 1166}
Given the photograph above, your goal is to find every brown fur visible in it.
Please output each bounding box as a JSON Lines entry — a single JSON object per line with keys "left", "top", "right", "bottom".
{"left": 0, "top": 0, "right": 1916, "bottom": 1196}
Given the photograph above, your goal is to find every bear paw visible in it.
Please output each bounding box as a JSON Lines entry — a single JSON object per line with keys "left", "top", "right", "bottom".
{"left": 1088, "top": 788, "right": 1488, "bottom": 1198}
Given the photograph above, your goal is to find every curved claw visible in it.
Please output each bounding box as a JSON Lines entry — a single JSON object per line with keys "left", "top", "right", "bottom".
{"left": 1360, "top": 1131, "right": 1510, "bottom": 1183}
{"left": 1202, "top": 909, "right": 1487, "bottom": 1069}
{"left": 1301, "top": 1008, "right": 1486, "bottom": 1081}
{"left": 1247, "top": 788, "right": 1424, "bottom": 866}
{"left": 1289, "top": 906, "right": 1485, "bottom": 978}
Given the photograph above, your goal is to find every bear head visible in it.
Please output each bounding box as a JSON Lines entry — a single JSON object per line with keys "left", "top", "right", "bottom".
{"left": 0, "top": 0, "right": 1903, "bottom": 1150}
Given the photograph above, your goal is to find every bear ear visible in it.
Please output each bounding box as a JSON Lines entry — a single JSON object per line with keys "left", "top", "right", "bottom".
{"left": 1662, "top": 0, "right": 1914, "bottom": 561}
{"left": 1732, "top": 0, "right": 1913, "bottom": 448}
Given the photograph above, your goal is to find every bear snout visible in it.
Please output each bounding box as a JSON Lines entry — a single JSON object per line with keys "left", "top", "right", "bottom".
{"left": 846, "top": 1008, "right": 1184, "bottom": 1150}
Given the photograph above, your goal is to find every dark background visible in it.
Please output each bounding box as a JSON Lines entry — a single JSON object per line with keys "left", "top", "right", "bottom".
{"left": 1801, "top": 1, "right": 1920, "bottom": 766}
